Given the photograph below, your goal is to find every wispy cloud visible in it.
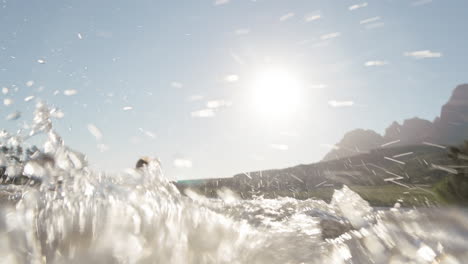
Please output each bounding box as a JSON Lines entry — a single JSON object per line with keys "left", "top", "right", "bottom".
{"left": 364, "top": 60, "right": 389, "bottom": 67}
{"left": 187, "top": 95, "right": 204, "bottom": 102}
{"left": 96, "top": 31, "right": 113, "bottom": 38}
{"left": 191, "top": 109, "right": 215, "bottom": 118}
{"left": 173, "top": 159, "right": 193, "bottom": 168}
{"left": 171, "top": 81, "right": 183, "bottom": 88}
{"left": 225, "top": 74, "right": 239, "bottom": 82}
{"left": 304, "top": 13, "right": 321, "bottom": 22}
{"left": 280, "top": 131, "right": 299, "bottom": 137}
{"left": 280, "top": 12, "right": 295, "bottom": 22}
{"left": 206, "top": 100, "right": 232, "bottom": 109}
{"left": 349, "top": 2, "right": 368, "bottom": 11}
{"left": 320, "top": 32, "right": 341, "bottom": 40}
{"left": 365, "top": 22, "right": 385, "bottom": 30}
{"left": 404, "top": 50, "right": 442, "bottom": 59}
{"left": 214, "top": 0, "right": 229, "bottom": 6}
{"left": 270, "top": 144, "right": 289, "bottom": 151}
{"left": 250, "top": 155, "right": 265, "bottom": 161}
{"left": 411, "top": 0, "right": 432, "bottom": 6}
{"left": 328, "top": 100, "right": 354, "bottom": 107}
{"left": 297, "top": 39, "right": 312, "bottom": 45}
{"left": 310, "top": 84, "right": 327, "bottom": 89}
{"left": 234, "top": 28, "right": 250, "bottom": 35}
{"left": 360, "top": 16, "right": 381, "bottom": 25}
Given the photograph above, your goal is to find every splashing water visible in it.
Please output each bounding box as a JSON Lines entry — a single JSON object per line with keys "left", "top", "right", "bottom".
{"left": 0, "top": 103, "right": 467, "bottom": 263}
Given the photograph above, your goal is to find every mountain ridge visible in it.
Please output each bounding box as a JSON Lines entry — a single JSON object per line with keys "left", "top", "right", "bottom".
{"left": 323, "top": 84, "right": 468, "bottom": 161}
{"left": 174, "top": 84, "right": 468, "bottom": 206}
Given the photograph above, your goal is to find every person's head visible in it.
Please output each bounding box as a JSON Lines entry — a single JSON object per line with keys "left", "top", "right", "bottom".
{"left": 136, "top": 156, "right": 162, "bottom": 170}
{"left": 135, "top": 157, "right": 149, "bottom": 169}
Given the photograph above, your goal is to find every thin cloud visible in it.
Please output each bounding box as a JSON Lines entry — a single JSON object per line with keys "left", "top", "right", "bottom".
{"left": 320, "top": 32, "right": 341, "bottom": 40}
{"left": 404, "top": 50, "right": 442, "bottom": 59}
{"left": 297, "top": 39, "right": 312, "bottom": 45}
{"left": 310, "top": 84, "right": 327, "bottom": 89}
{"left": 214, "top": 0, "right": 229, "bottom": 6}
{"left": 349, "top": 2, "right": 368, "bottom": 11}
{"left": 171, "top": 81, "right": 183, "bottom": 88}
{"left": 187, "top": 95, "right": 204, "bottom": 102}
{"left": 250, "top": 155, "right": 265, "bottom": 161}
{"left": 328, "top": 100, "right": 354, "bottom": 107}
{"left": 280, "top": 12, "right": 295, "bottom": 22}
{"left": 280, "top": 131, "right": 299, "bottom": 137}
{"left": 360, "top": 16, "right": 381, "bottom": 25}
{"left": 304, "top": 14, "right": 321, "bottom": 22}
{"left": 225, "top": 74, "right": 239, "bottom": 82}
{"left": 270, "top": 144, "right": 289, "bottom": 151}
{"left": 411, "top": 0, "right": 432, "bottom": 6}
{"left": 364, "top": 60, "right": 389, "bottom": 67}
{"left": 96, "top": 31, "right": 113, "bottom": 38}
{"left": 234, "top": 28, "right": 250, "bottom": 35}
{"left": 206, "top": 100, "right": 232, "bottom": 109}
{"left": 191, "top": 109, "right": 215, "bottom": 118}
{"left": 173, "top": 158, "right": 193, "bottom": 168}
{"left": 365, "top": 22, "right": 385, "bottom": 30}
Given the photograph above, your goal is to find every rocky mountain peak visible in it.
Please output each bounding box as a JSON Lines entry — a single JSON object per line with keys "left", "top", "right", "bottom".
{"left": 323, "top": 84, "right": 468, "bottom": 161}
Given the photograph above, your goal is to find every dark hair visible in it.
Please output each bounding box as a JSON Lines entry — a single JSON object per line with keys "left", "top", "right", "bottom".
{"left": 136, "top": 158, "right": 149, "bottom": 169}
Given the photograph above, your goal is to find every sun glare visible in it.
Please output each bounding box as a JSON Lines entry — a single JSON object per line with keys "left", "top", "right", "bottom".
{"left": 251, "top": 67, "right": 303, "bottom": 119}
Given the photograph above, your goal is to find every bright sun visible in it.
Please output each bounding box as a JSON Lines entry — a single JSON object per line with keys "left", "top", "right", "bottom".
{"left": 251, "top": 67, "right": 303, "bottom": 119}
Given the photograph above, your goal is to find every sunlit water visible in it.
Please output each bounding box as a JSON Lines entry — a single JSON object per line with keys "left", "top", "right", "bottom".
{"left": 0, "top": 103, "right": 467, "bottom": 263}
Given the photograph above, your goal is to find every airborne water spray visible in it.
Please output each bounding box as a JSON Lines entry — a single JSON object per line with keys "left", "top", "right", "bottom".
{"left": 0, "top": 103, "right": 467, "bottom": 263}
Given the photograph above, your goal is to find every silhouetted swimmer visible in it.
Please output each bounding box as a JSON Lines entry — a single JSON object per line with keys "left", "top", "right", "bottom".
{"left": 136, "top": 157, "right": 150, "bottom": 169}
{"left": 135, "top": 157, "right": 161, "bottom": 169}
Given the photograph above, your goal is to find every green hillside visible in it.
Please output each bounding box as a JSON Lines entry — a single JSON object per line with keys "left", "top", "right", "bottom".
{"left": 175, "top": 144, "right": 465, "bottom": 207}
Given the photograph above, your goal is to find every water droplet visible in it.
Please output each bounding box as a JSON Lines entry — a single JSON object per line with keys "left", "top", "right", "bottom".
{"left": 63, "top": 89, "right": 77, "bottom": 96}
{"left": 87, "top": 124, "right": 102, "bottom": 140}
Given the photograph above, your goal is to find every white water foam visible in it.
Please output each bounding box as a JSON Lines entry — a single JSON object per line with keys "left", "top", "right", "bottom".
{"left": 0, "top": 103, "right": 467, "bottom": 263}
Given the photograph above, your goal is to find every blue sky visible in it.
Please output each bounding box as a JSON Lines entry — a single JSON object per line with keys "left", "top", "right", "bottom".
{"left": 0, "top": 0, "right": 467, "bottom": 179}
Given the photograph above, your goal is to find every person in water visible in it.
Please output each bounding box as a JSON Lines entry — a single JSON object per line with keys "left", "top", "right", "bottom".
{"left": 135, "top": 157, "right": 149, "bottom": 169}
{"left": 135, "top": 156, "right": 161, "bottom": 169}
